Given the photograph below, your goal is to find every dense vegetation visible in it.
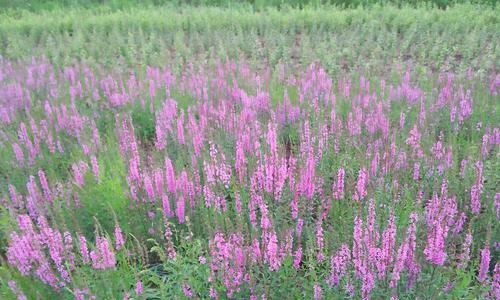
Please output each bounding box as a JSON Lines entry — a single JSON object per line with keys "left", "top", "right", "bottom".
{"left": 0, "top": 0, "right": 497, "bottom": 12}
{"left": 1, "top": 5, "right": 497, "bottom": 73}
{"left": 0, "top": 3, "right": 498, "bottom": 300}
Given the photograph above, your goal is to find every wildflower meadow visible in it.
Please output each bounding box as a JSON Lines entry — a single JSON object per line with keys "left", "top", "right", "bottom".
{"left": 0, "top": 1, "right": 498, "bottom": 299}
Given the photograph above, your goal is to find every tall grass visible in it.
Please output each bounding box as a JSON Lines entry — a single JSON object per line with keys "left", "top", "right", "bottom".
{"left": 0, "top": 5, "right": 498, "bottom": 74}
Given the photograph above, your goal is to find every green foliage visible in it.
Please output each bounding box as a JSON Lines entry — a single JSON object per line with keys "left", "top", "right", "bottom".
{"left": 0, "top": 0, "right": 497, "bottom": 13}
{"left": 0, "top": 4, "right": 498, "bottom": 75}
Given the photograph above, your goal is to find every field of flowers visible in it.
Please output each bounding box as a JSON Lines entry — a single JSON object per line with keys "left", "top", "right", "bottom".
{"left": 0, "top": 3, "right": 498, "bottom": 300}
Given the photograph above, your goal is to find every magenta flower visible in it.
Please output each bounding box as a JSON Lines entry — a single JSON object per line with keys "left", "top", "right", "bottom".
{"left": 135, "top": 280, "right": 143, "bottom": 295}
{"left": 313, "top": 284, "right": 322, "bottom": 300}
{"left": 333, "top": 167, "right": 345, "bottom": 200}
{"left": 12, "top": 143, "right": 24, "bottom": 165}
{"left": 328, "top": 244, "right": 350, "bottom": 287}
{"left": 176, "top": 196, "right": 185, "bottom": 224}
{"left": 38, "top": 169, "right": 52, "bottom": 202}
{"left": 478, "top": 245, "right": 491, "bottom": 283}
{"left": 493, "top": 263, "right": 500, "bottom": 299}
{"left": 114, "top": 224, "right": 125, "bottom": 250}
{"left": 353, "top": 168, "right": 367, "bottom": 201}
{"left": 182, "top": 283, "right": 193, "bottom": 298}
{"left": 90, "top": 236, "right": 116, "bottom": 270}
{"left": 293, "top": 246, "right": 302, "bottom": 269}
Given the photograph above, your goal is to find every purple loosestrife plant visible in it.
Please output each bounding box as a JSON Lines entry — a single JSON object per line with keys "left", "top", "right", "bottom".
{"left": 0, "top": 51, "right": 498, "bottom": 299}
{"left": 478, "top": 245, "right": 491, "bottom": 283}
{"left": 90, "top": 236, "right": 116, "bottom": 270}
